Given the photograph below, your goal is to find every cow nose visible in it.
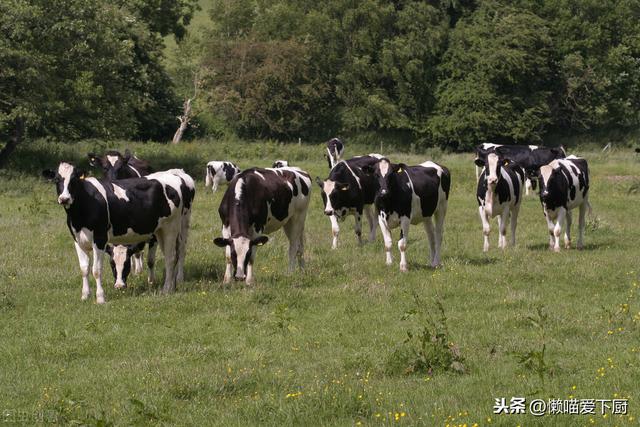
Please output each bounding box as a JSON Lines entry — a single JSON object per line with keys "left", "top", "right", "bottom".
{"left": 487, "top": 178, "right": 497, "bottom": 185}
{"left": 114, "top": 280, "right": 126, "bottom": 289}
{"left": 324, "top": 209, "right": 333, "bottom": 216}
{"left": 380, "top": 189, "right": 388, "bottom": 195}
{"left": 58, "top": 196, "right": 70, "bottom": 205}
{"left": 235, "top": 273, "right": 246, "bottom": 280}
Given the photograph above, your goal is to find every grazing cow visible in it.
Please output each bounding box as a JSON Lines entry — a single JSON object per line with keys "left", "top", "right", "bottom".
{"left": 88, "top": 150, "right": 152, "bottom": 180}
{"left": 42, "top": 163, "right": 195, "bottom": 303}
{"left": 272, "top": 160, "right": 289, "bottom": 168}
{"left": 105, "top": 237, "right": 157, "bottom": 289}
{"left": 205, "top": 161, "right": 241, "bottom": 193}
{"left": 214, "top": 167, "right": 311, "bottom": 284}
{"left": 475, "top": 143, "right": 565, "bottom": 195}
{"left": 325, "top": 137, "right": 345, "bottom": 169}
{"left": 316, "top": 154, "right": 383, "bottom": 249}
{"left": 370, "top": 158, "right": 450, "bottom": 271}
{"left": 477, "top": 153, "right": 525, "bottom": 252}
{"left": 537, "top": 155, "right": 590, "bottom": 252}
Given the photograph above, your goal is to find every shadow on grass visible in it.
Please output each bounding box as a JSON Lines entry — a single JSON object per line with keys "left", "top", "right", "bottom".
{"left": 525, "top": 240, "right": 614, "bottom": 252}
{"left": 446, "top": 255, "right": 498, "bottom": 266}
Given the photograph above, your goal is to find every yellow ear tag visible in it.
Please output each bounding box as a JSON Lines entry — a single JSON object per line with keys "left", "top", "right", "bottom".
{"left": 80, "top": 174, "right": 86, "bottom": 180}
{"left": 341, "top": 186, "right": 349, "bottom": 191}
{"left": 397, "top": 168, "right": 403, "bottom": 173}
{"left": 256, "top": 242, "right": 264, "bottom": 246}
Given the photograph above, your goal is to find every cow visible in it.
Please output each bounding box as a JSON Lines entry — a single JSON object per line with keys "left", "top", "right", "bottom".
{"left": 316, "top": 154, "right": 383, "bottom": 249}
{"left": 205, "top": 161, "right": 241, "bottom": 193}
{"left": 537, "top": 155, "right": 590, "bottom": 252}
{"left": 89, "top": 150, "right": 157, "bottom": 286}
{"left": 474, "top": 143, "right": 566, "bottom": 195}
{"left": 88, "top": 150, "right": 152, "bottom": 180}
{"left": 272, "top": 160, "right": 289, "bottom": 168}
{"left": 42, "top": 163, "right": 195, "bottom": 303}
{"left": 369, "top": 158, "right": 450, "bottom": 271}
{"left": 325, "top": 137, "right": 345, "bottom": 169}
{"left": 477, "top": 153, "right": 525, "bottom": 252}
{"left": 213, "top": 167, "right": 311, "bottom": 284}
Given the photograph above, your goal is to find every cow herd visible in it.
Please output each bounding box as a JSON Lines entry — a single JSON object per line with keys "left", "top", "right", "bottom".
{"left": 42, "top": 138, "right": 590, "bottom": 304}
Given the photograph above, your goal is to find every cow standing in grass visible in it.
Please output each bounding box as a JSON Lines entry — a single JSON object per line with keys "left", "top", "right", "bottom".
{"left": 214, "top": 167, "right": 311, "bottom": 284}
{"left": 537, "top": 156, "right": 590, "bottom": 252}
{"left": 205, "top": 161, "right": 241, "bottom": 193}
{"left": 43, "top": 163, "right": 194, "bottom": 302}
{"left": 474, "top": 143, "right": 565, "bottom": 195}
{"left": 88, "top": 150, "right": 157, "bottom": 286}
{"left": 325, "top": 138, "right": 344, "bottom": 169}
{"left": 317, "top": 154, "right": 382, "bottom": 249}
{"left": 477, "top": 153, "right": 525, "bottom": 252}
{"left": 369, "top": 158, "right": 450, "bottom": 271}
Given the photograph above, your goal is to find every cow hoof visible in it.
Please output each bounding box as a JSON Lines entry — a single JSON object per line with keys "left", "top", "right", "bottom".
{"left": 114, "top": 283, "right": 126, "bottom": 290}
{"left": 553, "top": 246, "right": 561, "bottom": 253}
{"left": 96, "top": 296, "right": 105, "bottom": 304}
{"left": 400, "top": 264, "right": 408, "bottom": 272}
{"left": 81, "top": 294, "right": 89, "bottom": 301}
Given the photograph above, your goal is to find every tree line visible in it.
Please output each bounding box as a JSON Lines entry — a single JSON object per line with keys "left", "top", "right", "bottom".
{"left": 2, "top": 0, "right": 639, "bottom": 162}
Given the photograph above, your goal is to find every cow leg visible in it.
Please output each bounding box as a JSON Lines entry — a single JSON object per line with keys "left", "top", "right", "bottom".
{"left": 498, "top": 209, "right": 509, "bottom": 249}
{"left": 354, "top": 211, "right": 363, "bottom": 245}
{"left": 246, "top": 248, "right": 256, "bottom": 285}
{"left": 378, "top": 216, "right": 393, "bottom": 265}
{"left": 564, "top": 210, "right": 573, "bottom": 249}
{"left": 552, "top": 209, "right": 566, "bottom": 252}
{"left": 74, "top": 242, "right": 91, "bottom": 301}
{"left": 133, "top": 252, "right": 144, "bottom": 275}
{"left": 424, "top": 218, "right": 437, "bottom": 267}
{"left": 158, "top": 228, "right": 179, "bottom": 293}
{"left": 330, "top": 215, "right": 340, "bottom": 249}
{"left": 479, "top": 206, "right": 490, "bottom": 252}
{"left": 221, "top": 226, "right": 233, "bottom": 283}
{"left": 284, "top": 218, "right": 305, "bottom": 271}
{"left": 147, "top": 239, "right": 157, "bottom": 285}
{"left": 524, "top": 178, "right": 532, "bottom": 196}
{"left": 577, "top": 199, "right": 587, "bottom": 250}
{"left": 510, "top": 204, "right": 520, "bottom": 247}
{"left": 432, "top": 201, "right": 447, "bottom": 267}
{"left": 92, "top": 243, "right": 106, "bottom": 304}
{"left": 176, "top": 211, "right": 191, "bottom": 284}
{"left": 398, "top": 217, "right": 410, "bottom": 272}
{"left": 364, "top": 205, "right": 377, "bottom": 242}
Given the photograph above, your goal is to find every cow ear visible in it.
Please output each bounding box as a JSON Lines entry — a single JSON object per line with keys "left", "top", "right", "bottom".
{"left": 42, "top": 169, "right": 56, "bottom": 181}
{"left": 396, "top": 163, "right": 407, "bottom": 173}
{"left": 252, "top": 236, "right": 269, "bottom": 246}
{"left": 315, "top": 177, "right": 324, "bottom": 188}
{"left": 123, "top": 149, "right": 132, "bottom": 162}
{"left": 213, "top": 237, "right": 230, "bottom": 247}
{"left": 105, "top": 246, "right": 113, "bottom": 256}
{"left": 474, "top": 158, "right": 485, "bottom": 167}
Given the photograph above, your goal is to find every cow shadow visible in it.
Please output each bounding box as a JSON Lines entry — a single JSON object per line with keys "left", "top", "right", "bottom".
{"left": 444, "top": 255, "right": 498, "bottom": 267}
{"left": 525, "top": 240, "right": 614, "bottom": 252}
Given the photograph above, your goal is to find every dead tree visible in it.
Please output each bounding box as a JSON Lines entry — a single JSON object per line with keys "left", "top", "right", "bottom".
{"left": 172, "top": 71, "right": 200, "bottom": 145}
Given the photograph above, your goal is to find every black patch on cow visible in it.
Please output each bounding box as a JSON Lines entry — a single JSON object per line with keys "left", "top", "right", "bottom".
{"left": 223, "top": 163, "right": 237, "bottom": 182}
{"left": 320, "top": 156, "right": 380, "bottom": 217}
{"left": 300, "top": 178, "right": 309, "bottom": 196}
{"left": 88, "top": 150, "right": 153, "bottom": 180}
{"left": 476, "top": 162, "right": 523, "bottom": 207}
{"left": 475, "top": 144, "right": 565, "bottom": 178}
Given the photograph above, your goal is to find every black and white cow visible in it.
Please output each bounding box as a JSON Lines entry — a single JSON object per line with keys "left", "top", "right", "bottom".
{"left": 475, "top": 143, "right": 565, "bottom": 195}
{"left": 369, "top": 159, "right": 450, "bottom": 271}
{"left": 316, "top": 154, "right": 383, "bottom": 249}
{"left": 42, "top": 163, "right": 195, "bottom": 303}
{"left": 88, "top": 150, "right": 153, "bottom": 180}
{"left": 272, "top": 160, "right": 289, "bottom": 168}
{"left": 477, "top": 153, "right": 525, "bottom": 252}
{"left": 537, "top": 155, "right": 590, "bottom": 252}
{"left": 205, "top": 161, "right": 241, "bottom": 193}
{"left": 325, "top": 137, "right": 345, "bottom": 169}
{"left": 214, "top": 167, "right": 311, "bottom": 284}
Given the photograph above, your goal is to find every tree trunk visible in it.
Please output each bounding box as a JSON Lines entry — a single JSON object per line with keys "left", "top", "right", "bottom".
{"left": 0, "top": 117, "right": 24, "bottom": 169}
{"left": 172, "top": 98, "right": 192, "bottom": 145}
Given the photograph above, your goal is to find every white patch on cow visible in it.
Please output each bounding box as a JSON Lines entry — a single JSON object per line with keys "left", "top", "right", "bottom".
{"left": 76, "top": 227, "right": 94, "bottom": 251}
{"left": 232, "top": 237, "right": 251, "bottom": 279}
{"left": 254, "top": 171, "right": 266, "bottom": 180}
{"left": 379, "top": 160, "right": 390, "bottom": 177}
{"left": 528, "top": 145, "right": 539, "bottom": 150}
{"left": 127, "top": 164, "right": 142, "bottom": 177}
{"left": 539, "top": 163, "right": 555, "bottom": 187}
{"left": 368, "top": 153, "right": 384, "bottom": 159}
{"left": 487, "top": 153, "right": 499, "bottom": 182}
{"left": 419, "top": 161, "right": 443, "bottom": 177}
{"left": 323, "top": 180, "right": 336, "bottom": 213}
{"left": 112, "top": 184, "right": 129, "bottom": 201}
{"left": 57, "top": 162, "right": 75, "bottom": 204}
{"left": 235, "top": 178, "right": 244, "bottom": 201}
{"left": 107, "top": 155, "right": 119, "bottom": 166}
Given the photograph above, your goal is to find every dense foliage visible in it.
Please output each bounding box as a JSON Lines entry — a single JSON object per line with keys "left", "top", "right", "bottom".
{"left": 0, "top": 0, "right": 197, "bottom": 147}
{"left": 194, "top": 0, "right": 640, "bottom": 148}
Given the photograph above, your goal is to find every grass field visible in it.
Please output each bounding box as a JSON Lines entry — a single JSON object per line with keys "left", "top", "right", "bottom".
{"left": 0, "top": 139, "right": 638, "bottom": 426}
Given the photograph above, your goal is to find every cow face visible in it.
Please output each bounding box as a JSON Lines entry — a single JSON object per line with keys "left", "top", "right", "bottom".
{"left": 538, "top": 164, "right": 561, "bottom": 203}
{"left": 42, "top": 162, "right": 86, "bottom": 208}
{"left": 272, "top": 160, "right": 288, "bottom": 168}
{"left": 316, "top": 177, "right": 349, "bottom": 217}
{"left": 105, "top": 245, "right": 133, "bottom": 289}
{"left": 368, "top": 159, "right": 404, "bottom": 200}
{"left": 88, "top": 151, "right": 130, "bottom": 180}
{"left": 485, "top": 153, "right": 510, "bottom": 188}
{"left": 214, "top": 235, "right": 269, "bottom": 280}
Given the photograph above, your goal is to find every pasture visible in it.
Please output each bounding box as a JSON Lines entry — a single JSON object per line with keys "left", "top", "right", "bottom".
{"left": 0, "top": 139, "right": 638, "bottom": 426}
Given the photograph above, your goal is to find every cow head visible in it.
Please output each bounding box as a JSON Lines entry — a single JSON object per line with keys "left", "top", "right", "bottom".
{"left": 213, "top": 235, "right": 269, "bottom": 281}
{"left": 485, "top": 153, "right": 510, "bottom": 188}
{"left": 316, "top": 177, "right": 349, "bottom": 217}
{"left": 537, "top": 162, "right": 560, "bottom": 203}
{"left": 42, "top": 162, "right": 87, "bottom": 208}
{"left": 105, "top": 245, "right": 133, "bottom": 289}
{"left": 87, "top": 150, "right": 131, "bottom": 180}
{"left": 364, "top": 158, "right": 404, "bottom": 201}
{"left": 272, "top": 160, "right": 289, "bottom": 168}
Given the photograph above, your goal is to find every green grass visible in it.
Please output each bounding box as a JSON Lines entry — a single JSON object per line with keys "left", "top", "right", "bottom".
{"left": 0, "top": 139, "right": 639, "bottom": 426}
